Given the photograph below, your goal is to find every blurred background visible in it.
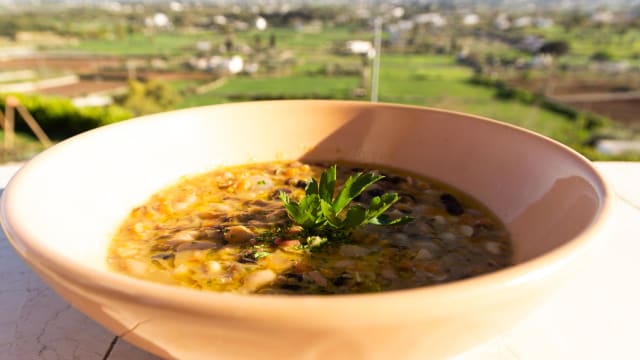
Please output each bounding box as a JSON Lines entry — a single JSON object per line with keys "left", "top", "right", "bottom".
{"left": 2, "top": 0, "right": 640, "bottom": 162}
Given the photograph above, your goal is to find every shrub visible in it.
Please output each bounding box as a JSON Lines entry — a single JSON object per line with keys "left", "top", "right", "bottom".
{"left": 0, "top": 93, "right": 132, "bottom": 140}
{"left": 468, "top": 75, "right": 610, "bottom": 130}
{"left": 590, "top": 50, "right": 613, "bottom": 62}
{"left": 538, "top": 40, "right": 570, "bottom": 56}
{"left": 226, "top": 93, "right": 347, "bottom": 101}
{"left": 114, "top": 80, "right": 181, "bottom": 117}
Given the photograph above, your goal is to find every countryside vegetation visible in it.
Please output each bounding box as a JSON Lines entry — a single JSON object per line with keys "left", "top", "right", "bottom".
{"left": 2, "top": 1, "right": 640, "bottom": 161}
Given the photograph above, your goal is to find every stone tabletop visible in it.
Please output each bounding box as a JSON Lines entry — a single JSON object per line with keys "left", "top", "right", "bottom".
{"left": 1, "top": 162, "right": 639, "bottom": 360}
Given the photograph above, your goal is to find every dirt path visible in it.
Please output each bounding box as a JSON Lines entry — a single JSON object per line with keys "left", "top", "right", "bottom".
{"left": 37, "top": 80, "right": 126, "bottom": 97}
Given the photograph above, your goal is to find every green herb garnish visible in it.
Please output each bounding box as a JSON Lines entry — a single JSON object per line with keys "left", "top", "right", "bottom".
{"left": 279, "top": 165, "right": 414, "bottom": 242}
{"left": 253, "top": 251, "right": 270, "bottom": 259}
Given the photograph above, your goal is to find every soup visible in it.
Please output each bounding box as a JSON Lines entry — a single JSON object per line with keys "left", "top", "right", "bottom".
{"left": 108, "top": 161, "right": 512, "bottom": 294}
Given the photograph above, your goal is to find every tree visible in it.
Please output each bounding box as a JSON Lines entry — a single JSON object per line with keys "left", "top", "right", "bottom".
{"left": 0, "top": 18, "right": 18, "bottom": 39}
{"left": 115, "top": 80, "right": 180, "bottom": 116}
{"left": 538, "top": 41, "right": 570, "bottom": 56}
{"left": 254, "top": 34, "right": 262, "bottom": 49}
{"left": 269, "top": 34, "right": 277, "bottom": 48}
{"left": 225, "top": 37, "right": 234, "bottom": 53}
{"left": 590, "top": 50, "right": 613, "bottom": 62}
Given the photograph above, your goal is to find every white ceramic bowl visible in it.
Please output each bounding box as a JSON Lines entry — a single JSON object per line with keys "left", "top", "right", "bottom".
{"left": 1, "top": 100, "right": 614, "bottom": 359}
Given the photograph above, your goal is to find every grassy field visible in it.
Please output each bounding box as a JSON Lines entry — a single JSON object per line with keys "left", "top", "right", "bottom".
{"left": 68, "top": 26, "right": 607, "bottom": 150}
{"left": 176, "top": 75, "right": 360, "bottom": 108}
{"left": 71, "top": 31, "right": 213, "bottom": 56}
{"left": 177, "top": 51, "right": 580, "bottom": 143}
{"left": 377, "top": 54, "right": 579, "bottom": 142}
{"left": 528, "top": 25, "right": 640, "bottom": 60}
{"left": 70, "top": 27, "right": 374, "bottom": 57}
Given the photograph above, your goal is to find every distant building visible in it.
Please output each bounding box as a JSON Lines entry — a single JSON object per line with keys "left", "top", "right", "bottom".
{"left": 213, "top": 15, "right": 227, "bottom": 26}
{"left": 530, "top": 54, "right": 554, "bottom": 68}
{"left": 518, "top": 36, "right": 545, "bottom": 53}
{"left": 462, "top": 14, "right": 480, "bottom": 26}
{"left": 150, "top": 58, "right": 168, "bottom": 70}
{"left": 592, "top": 61, "right": 630, "bottom": 74}
{"left": 169, "top": 1, "right": 183, "bottom": 12}
{"left": 244, "top": 62, "right": 259, "bottom": 75}
{"left": 255, "top": 17, "right": 268, "bottom": 31}
{"left": 72, "top": 95, "right": 113, "bottom": 108}
{"left": 345, "top": 40, "right": 375, "bottom": 58}
{"left": 413, "top": 13, "right": 447, "bottom": 27}
{"left": 0, "top": 70, "right": 34, "bottom": 83}
{"left": 395, "top": 20, "right": 414, "bottom": 32}
{"left": 227, "top": 56, "right": 244, "bottom": 74}
{"left": 388, "top": 20, "right": 414, "bottom": 46}
{"left": 513, "top": 16, "right": 532, "bottom": 28}
{"left": 145, "top": 13, "right": 172, "bottom": 29}
{"left": 494, "top": 14, "right": 510, "bottom": 30}
{"left": 298, "top": 20, "right": 323, "bottom": 34}
{"left": 355, "top": 7, "right": 370, "bottom": 19}
{"left": 102, "top": 2, "right": 123, "bottom": 12}
{"left": 189, "top": 55, "right": 245, "bottom": 74}
{"left": 233, "top": 21, "right": 249, "bottom": 31}
{"left": 591, "top": 11, "right": 614, "bottom": 24}
{"left": 0, "top": 46, "right": 35, "bottom": 61}
{"left": 392, "top": 7, "right": 405, "bottom": 19}
{"left": 535, "top": 17, "right": 554, "bottom": 28}
{"left": 196, "top": 41, "right": 212, "bottom": 52}
{"left": 596, "top": 139, "right": 640, "bottom": 156}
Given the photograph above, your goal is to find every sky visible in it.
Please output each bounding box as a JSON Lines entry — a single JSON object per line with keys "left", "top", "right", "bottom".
{"left": 2, "top": 0, "right": 640, "bottom": 10}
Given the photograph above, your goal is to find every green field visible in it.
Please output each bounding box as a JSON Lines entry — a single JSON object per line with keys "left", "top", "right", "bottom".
{"left": 67, "top": 25, "right": 612, "bottom": 152}
{"left": 71, "top": 32, "right": 213, "bottom": 56}
{"left": 177, "top": 75, "right": 360, "bottom": 108}
{"left": 176, "top": 51, "right": 580, "bottom": 143}
{"left": 528, "top": 25, "right": 640, "bottom": 60}
{"left": 379, "top": 55, "right": 578, "bottom": 141}
{"left": 70, "top": 27, "right": 373, "bottom": 57}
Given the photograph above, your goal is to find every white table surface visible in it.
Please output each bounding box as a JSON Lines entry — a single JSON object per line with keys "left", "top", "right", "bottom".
{"left": 1, "top": 162, "right": 638, "bottom": 360}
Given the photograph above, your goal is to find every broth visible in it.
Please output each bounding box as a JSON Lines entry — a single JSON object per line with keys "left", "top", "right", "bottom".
{"left": 108, "top": 161, "right": 512, "bottom": 294}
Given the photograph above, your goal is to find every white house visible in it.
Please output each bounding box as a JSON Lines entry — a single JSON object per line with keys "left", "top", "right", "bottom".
{"left": 392, "top": 7, "right": 405, "bottom": 18}
{"left": 169, "top": 1, "right": 183, "bottom": 12}
{"left": 494, "top": 13, "right": 510, "bottom": 30}
{"left": 346, "top": 40, "right": 376, "bottom": 58}
{"left": 255, "top": 17, "right": 268, "bottom": 31}
{"left": 213, "top": 15, "right": 227, "bottom": 26}
{"left": 227, "top": 56, "right": 244, "bottom": 74}
{"left": 203, "top": 55, "right": 244, "bottom": 74}
{"left": 413, "top": 13, "right": 447, "bottom": 27}
{"left": 462, "top": 13, "right": 480, "bottom": 26}
{"left": 72, "top": 95, "right": 113, "bottom": 108}
{"left": 145, "top": 13, "right": 172, "bottom": 29}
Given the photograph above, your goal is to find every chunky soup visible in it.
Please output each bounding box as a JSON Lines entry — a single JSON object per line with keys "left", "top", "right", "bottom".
{"left": 108, "top": 161, "right": 512, "bottom": 294}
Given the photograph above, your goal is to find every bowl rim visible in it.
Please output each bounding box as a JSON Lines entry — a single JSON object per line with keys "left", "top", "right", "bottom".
{"left": 0, "top": 100, "right": 616, "bottom": 323}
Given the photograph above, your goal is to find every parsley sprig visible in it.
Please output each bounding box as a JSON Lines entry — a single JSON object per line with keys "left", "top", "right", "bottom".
{"left": 279, "top": 165, "right": 414, "bottom": 240}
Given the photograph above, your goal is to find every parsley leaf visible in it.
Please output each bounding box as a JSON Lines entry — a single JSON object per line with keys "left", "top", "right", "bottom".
{"left": 279, "top": 165, "right": 414, "bottom": 240}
